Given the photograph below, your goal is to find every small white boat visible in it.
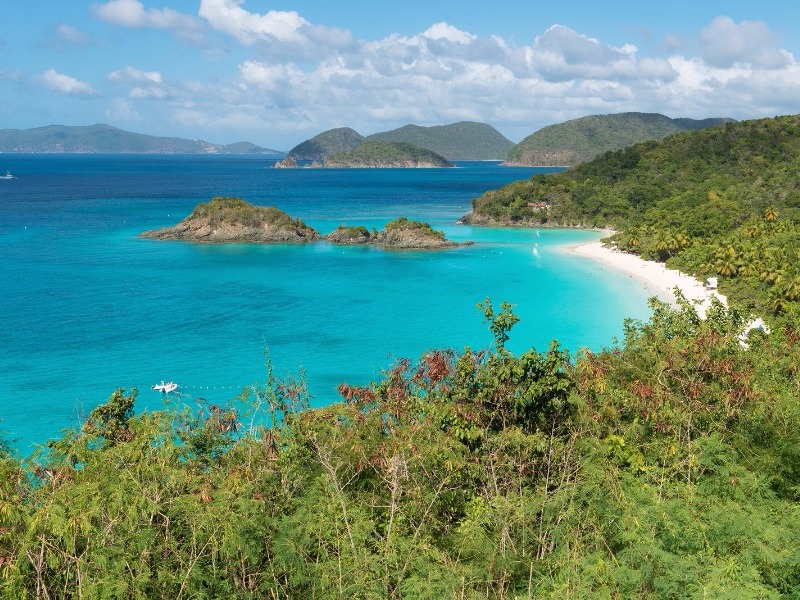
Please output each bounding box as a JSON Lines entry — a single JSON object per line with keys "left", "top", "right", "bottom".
{"left": 0, "top": 171, "right": 15, "bottom": 180}
{"left": 151, "top": 380, "right": 178, "bottom": 393}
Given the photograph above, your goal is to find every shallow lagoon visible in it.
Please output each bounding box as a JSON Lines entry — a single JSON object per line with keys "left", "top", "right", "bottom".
{"left": 0, "top": 156, "right": 652, "bottom": 452}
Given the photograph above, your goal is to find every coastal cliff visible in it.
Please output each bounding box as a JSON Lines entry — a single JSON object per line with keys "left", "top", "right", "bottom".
{"left": 139, "top": 196, "right": 320, "bottom": 243}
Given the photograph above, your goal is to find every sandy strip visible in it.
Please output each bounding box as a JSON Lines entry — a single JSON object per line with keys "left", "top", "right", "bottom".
{"left": 571, "top": 240, "right": 727, "bottom": 318}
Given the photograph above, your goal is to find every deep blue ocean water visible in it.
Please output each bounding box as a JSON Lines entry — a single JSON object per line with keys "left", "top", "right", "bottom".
{"left": 0, "top": 155, "right": 652, "bottom": 453}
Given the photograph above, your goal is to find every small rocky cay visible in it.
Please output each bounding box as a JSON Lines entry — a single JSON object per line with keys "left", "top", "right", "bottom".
{"left": 140, "top": 196, "right": 467, "bottom": 250}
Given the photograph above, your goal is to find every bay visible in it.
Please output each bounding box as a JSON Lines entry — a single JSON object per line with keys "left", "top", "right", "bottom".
{"left": 0, "top": 155, "right": 651, "bottom": 453}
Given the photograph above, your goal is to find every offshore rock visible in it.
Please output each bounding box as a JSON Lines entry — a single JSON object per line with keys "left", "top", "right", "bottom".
{"left": 140, "top": 196, "right": 320, "bottom": 244}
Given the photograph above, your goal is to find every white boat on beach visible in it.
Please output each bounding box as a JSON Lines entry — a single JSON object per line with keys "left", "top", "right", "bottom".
{"left": 1, "top": 171, "right": 15, "bottom": 179}
{"left": 151, "top": 381, "right": 178, "bottom": 393}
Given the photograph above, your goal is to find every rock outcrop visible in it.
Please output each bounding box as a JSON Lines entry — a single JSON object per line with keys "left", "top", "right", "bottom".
{"left": 273, "top": 156, "right": 299, "bottom": 169}
{"left": 142, "top": 198, "right": 466, "bottom": 250}
{"left": 140, "top": 196, "right": 320, "bottom": 244}
{"left": 325, "top": 225, "right": 374, "bottom": 245}
{"left": 325, "top": 218, "right": 465, "bottom": 249}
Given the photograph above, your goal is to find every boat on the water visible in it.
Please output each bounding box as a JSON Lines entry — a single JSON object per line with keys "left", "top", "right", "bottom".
{"left": 151, "top": 381, "right": 178, "bottom": 393}
{"left": 1, "top": 171, "right": 15, "bottom": 179}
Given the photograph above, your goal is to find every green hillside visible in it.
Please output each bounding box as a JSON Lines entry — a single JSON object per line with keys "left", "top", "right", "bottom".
{"left": 0, "top": 124, "right": 282, "bottom": 154}
{"left": 367, "top": 121, "right": 515, "bottom": 160}
{"left": 470, "top": 114, "right": 800, "bottom": 316}
{"left": 505, "top": 112, "right": 733, "bottom": 166}
{"left": 287, "top": 127, "right": 365, "bottom": 161}
{"left": 325, "top": 141, "right": 453, "bottom": 167}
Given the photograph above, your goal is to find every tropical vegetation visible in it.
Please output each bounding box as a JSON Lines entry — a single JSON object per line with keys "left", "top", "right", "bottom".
{"left": 470, "top": 114, "right": 800, "bottom": 315}
{"left": 368, "top": 121, "right": 514, "bottom": 160}
{"left": 503, "top": 112, "right": 733, "bottom": 166}
{"left": 1, "top": 295, "right": 799, "bottom": 597}
{"left": 325, "top": 141, "right": 453, "bottom": 168}
{"left": 287, "top": 127, "right": 366, "bottom": 162}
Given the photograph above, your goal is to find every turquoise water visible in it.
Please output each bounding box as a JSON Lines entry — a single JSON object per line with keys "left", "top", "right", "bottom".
{"left": 0, "top": 155, "right": 652, "bottom": 453}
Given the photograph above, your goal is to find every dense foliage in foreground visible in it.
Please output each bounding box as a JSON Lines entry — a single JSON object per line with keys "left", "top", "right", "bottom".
{"left": 1, "top": 298, "right": 798, "bottom": 598}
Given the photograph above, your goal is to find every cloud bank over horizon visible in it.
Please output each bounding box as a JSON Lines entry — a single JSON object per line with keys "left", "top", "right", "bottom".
{"left": 4, "top": 1, "right": 799, "bottom": 148}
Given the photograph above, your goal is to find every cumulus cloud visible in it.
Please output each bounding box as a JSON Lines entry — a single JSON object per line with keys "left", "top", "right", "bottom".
{"left": 422, "top": 22, "right": 476, "bottom": 45}
{"left": 107, "top": 67, "right": 168, "bottom": 99}
{"left": 107, "top": 66, "right": 163, "bottom": 84}
{"left": 700, "top": 16, "right": 791, "bottom": 69}
{"left": 40, "top": 70, "right": 97, "bottom": 97}
{"left": 198, "top": 0, "right": 352, "bottom": 57}
{"left": 528, "top": 25, "right": 642, "bottom": 81}
{"left": 92, "top": 0, "right": 201, "bottom": 30}
{"left": 211, "top": 14, "right": 797, "bottom": 145}
{"left": 74, "top": 7, "right": 800, "bottom": 148}
{"left": 91, "top": 0, "right": 210, "bottom": 47}
{"left": 105, "top": 97, "right": 141, "bottom": 122}
{"left": 56, "top": 24, "right": 92, "bottom": 46}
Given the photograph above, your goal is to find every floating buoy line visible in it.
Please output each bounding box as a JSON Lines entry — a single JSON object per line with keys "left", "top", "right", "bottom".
{"left": 151, "top": 382, "right": 245, "bottom": 394}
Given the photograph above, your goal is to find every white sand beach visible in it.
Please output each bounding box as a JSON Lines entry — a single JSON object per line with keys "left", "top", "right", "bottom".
{"left": 572, "top": 240, "right": 727, "bottom": 318}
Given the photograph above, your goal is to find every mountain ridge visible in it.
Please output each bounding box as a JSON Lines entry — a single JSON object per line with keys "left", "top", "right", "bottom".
{"left": 504, "top": 112, "right": 735, "bottom": 166}
{"left": 288, "top": 121, "right": 513, "bottom": 162}
{"left": 0, "top": 124, "right": 284, "bottom": 155}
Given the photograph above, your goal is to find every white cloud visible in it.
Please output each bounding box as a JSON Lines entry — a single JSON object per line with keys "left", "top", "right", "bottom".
{"left": 92, "top": 0, "right": 202, "bottom": 32}
{"left": 40, "top": 70, "right": 97, "bottom": 97}
{"left": 198, "top": 0, "right": 352, "bottom": 57}
{"left": 67, "top": 9, "right": 800, "bottom": 148}
{"left": 107, "top": 67, "right": 167, "bottom": 99}
{"left": 107, "top": 66, "right": 163, "bottom": 84}
{"left": 56, "top": 24, "right": 91, "bottom": 46}
{"left": 422, "top": 22, "right": 476, "bottom": 45}
{"left": 105, "top": 97, "right": 140, "bottom": 122}
{"left": 700, "top": 16, "right": 791, "bottom": 69}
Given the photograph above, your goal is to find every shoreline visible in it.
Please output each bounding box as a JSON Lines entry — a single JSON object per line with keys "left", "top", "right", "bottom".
{"left": 571, "top": 239, "right": 727, "bottom": 318}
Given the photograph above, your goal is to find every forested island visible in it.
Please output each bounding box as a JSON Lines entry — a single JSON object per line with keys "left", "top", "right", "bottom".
{"left": 140, "top": 196, "right": 462, "bottom": 249}
{"left": 286, "top": 121, "right": 513, "bottom": 162}
{"left": 2, "top": 116, "right": 800, "bottom": 597}
{"left": 276, "top": 140, "right": 454, "bottom": 168}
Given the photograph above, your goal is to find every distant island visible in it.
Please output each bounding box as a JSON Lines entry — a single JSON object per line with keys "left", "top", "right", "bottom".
{"left": 285, "top": 121, "right": 513, "bottom": 162}
{"left": 503, "top": 112, "right": 734, "bottom": 166}
{"left": 286, "top": 127, "right": 365, "bottom": 162}
{"left": 366, "top": 122, "right": 514, "bottom": 161}
{"left": 324, "top": 141, "right": 453, "bottom": 168}
{"left": 140, "top": 196, "right": 464, "bottom": 249}
{"left": 274, "top": 140, "right": 453, "bottom": 169}
{"left": 0, "top": 124, "right": 284, "bottom": 155}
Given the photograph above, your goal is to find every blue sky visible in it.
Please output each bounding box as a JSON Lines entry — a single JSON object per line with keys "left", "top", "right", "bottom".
{"left": 2, "top": 1, "right": 799, "bottom": 150}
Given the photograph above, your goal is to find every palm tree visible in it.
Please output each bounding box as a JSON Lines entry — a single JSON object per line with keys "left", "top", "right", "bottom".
{"left": 713, "top": 245, "right": 739, "bottom": 277}
{"left": 768, "top": 288, "right": 788, "bottom": 314}
{"left": 778, "top": 273, "right": 800, "bottom": 301}
{"left": 764, "top": 206, "right": 778, "bottom": 222}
